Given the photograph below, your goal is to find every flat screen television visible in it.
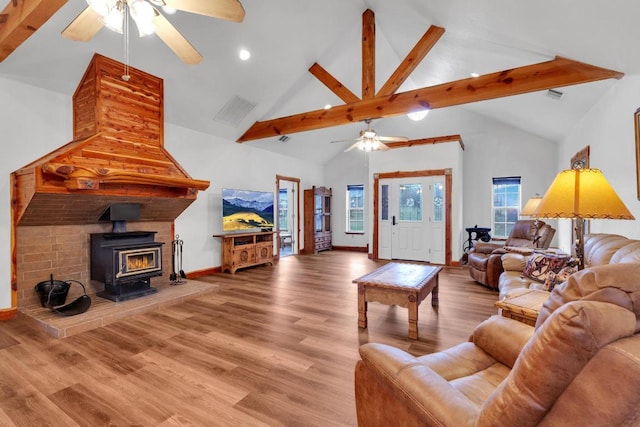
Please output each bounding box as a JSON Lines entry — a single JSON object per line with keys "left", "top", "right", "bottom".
{"left": 222, "top": 188, "right": 275, "bottom": 232}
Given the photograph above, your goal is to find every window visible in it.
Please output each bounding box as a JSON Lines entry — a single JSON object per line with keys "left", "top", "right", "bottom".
{"left": 278, "top": 188, "right": 288, "bottom": 230}
{"left": 492, "top": 177, "right": 521, "bottom": 238}
{"left": 347, "top": 184, "right": 364, "bottom": 232}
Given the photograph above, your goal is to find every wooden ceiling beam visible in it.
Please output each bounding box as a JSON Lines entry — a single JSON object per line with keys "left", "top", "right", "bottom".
{"left": 308, "top": 62, "right": 360, "bottom": 104}
{"left": 361, "top": 9, "right": 375, "bottom": 99}
{"left": 377, "top": 25, "right": 445, "bottom": 97}
{"left": 237, "top": 56, "right": 623, "bottom": 142}
{"left": 386, "top": 134, "right": 464, "bottom": 150}
{"left": 0, "top": 0, "right": 67, "bottom": 62}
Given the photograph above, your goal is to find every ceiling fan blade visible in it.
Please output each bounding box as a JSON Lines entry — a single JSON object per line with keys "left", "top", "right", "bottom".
{"left": 377, "top": 136, "right": 409, "bottom": 142}
{"left": 331, "top": 138, "right": 361, "bottom": 144}
{"left": 153, "top": 14, "right": 203, "bottom": 64}
{"left": 163, "top": 0, "right": 245, "bottom": 23}
{"left": 375, "top": 141, "right": 391, "bottom": 151}
{"left": 344, "top": 142, "right": 362, "bottom": 152}
{"left": 61, "top": 6, "right": 104, "bottom": 42}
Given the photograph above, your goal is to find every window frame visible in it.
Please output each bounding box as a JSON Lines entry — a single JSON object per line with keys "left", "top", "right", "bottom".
{"left": 346, "top": 184, "right": 365, "bottom": 234}
{"left": 491, "top": 176, "right": 521, "bottom": 239}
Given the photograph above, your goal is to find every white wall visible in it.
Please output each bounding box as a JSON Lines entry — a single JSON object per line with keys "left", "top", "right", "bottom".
{"left": 165, "top": 124, "right": 323, "bottom": 272}
{"left": 324, "top": 150, "right": 370, "bottom": 249}
{"left": 462, "top": 116, "right": 560, "bottom": 239}
{"left": 0, "top": 77, "right": 73, "bottom": 308}
{"left": 556, "top": 75, "right": 640, "bottom": 252}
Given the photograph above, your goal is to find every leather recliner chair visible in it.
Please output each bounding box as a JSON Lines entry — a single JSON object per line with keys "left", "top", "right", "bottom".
{"left": 468, "top": 220, "right": 555, "bottom": 290}
{"left": 354, "top": 263, "right": 640, "bottom": 426}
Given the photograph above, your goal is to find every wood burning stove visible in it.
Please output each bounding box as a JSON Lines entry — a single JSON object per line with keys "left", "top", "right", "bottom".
{"left": 90, "top": 231, "right": 164, "bottom": 302}
{"left": 90, "top": 203, "right": 166, "bottom": 302}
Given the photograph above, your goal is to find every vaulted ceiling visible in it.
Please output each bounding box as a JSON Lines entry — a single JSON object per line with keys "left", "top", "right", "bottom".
{"left": 1, "top": 0, "right": 638, "bottom": 164}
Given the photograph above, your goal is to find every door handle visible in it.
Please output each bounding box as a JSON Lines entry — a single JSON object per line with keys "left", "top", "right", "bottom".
{"left": 392, "top": 215, "right": 396, "bottom": 226}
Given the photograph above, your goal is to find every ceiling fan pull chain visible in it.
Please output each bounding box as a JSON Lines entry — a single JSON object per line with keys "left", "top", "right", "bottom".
{"left": 122, "top": 2, "right": 130, "bottom": 81}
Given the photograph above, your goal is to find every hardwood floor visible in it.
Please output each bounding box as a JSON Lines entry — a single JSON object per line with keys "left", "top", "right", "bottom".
{"left": 0, "top": 251, "right": 498, "bottom": 426}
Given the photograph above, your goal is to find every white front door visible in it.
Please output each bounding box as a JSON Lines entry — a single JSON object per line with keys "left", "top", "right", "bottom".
{"left": 378, "top": 177, "right": 445, "bottom": 263}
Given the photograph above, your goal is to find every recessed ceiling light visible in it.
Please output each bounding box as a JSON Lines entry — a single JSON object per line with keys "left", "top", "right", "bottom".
{"left": 239, "top": 49, "right": 251, "bottom": 61}
{"left": 470, "top": 72, "right": 480, "bottom": 78}
{"left": 324, "top": 104, "right": 332, "bottom": 110}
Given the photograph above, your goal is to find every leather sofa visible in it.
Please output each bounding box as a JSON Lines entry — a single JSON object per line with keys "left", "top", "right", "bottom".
{"left": 499, "top": 232, "right": 640, "bottom": 299}
{"left": 354, "top": 262, "right": 640, "bottom": 426}
{"left": 468, "top": 220, "right": 555, "bottom": 290}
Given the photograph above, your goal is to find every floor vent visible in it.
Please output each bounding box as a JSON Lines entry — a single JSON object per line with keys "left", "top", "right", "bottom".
{"left": 213, "top": 95, "right": 257, "bottom": 127}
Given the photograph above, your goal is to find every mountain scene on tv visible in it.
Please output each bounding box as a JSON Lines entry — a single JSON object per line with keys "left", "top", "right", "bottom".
{"left": 222, "top": 189, "right": 274, "bottom": 231}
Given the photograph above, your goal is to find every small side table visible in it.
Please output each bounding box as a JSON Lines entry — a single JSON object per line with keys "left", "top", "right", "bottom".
{"left": 495, "top": 289, "right": 550, "bottom": 326}
{"left": 463, "top": 226, "right": 491, "bottom": 252}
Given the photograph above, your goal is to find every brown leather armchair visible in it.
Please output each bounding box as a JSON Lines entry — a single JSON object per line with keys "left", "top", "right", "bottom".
{"left": 468, "top": 220, "right": 555, "bottom": 290}
{"left": 355, "top": 263, "right": 640, "bottom": 426}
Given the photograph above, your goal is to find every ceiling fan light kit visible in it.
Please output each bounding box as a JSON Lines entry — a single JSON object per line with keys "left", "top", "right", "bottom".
{"left": 128, "top": 0, "right": 157, "bottom": 36}
{"left": 87, "top": 0, "right": 157, "bottom": 37}
{"left": 333, "top": 118, "right": 407, "bottom": 152}
{"left": 63, "top": 0, "right": 245, "bottom": 64}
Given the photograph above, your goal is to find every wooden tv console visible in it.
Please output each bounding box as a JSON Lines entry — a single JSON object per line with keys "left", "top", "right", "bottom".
{"left": 213, "top": 231, "right": 276, "bottom": 274}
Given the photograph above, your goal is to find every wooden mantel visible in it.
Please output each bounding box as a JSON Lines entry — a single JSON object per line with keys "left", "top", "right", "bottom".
{"left": 12, "top": 53, "right": 211, "bottom": 226}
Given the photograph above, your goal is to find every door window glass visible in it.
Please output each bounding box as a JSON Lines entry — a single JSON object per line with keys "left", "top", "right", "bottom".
{"left": 433, "top": 181, "right": 443, "bottom": 222}
{"left": 278, "top": 189, "right": 288, "bottom": 230}
{"left": 381, "top": 185, "right": 389, "bottom": 220}
{"left": 399, "top": 184, "right": 422, "bottom": 221}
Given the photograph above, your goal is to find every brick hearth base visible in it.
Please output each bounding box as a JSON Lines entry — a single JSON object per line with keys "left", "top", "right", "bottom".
{"left": 18, "top": 279, "right": 219, "bottom": 339}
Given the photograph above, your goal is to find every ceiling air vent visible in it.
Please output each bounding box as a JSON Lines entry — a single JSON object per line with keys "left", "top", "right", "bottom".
{"left": 278, "top": 135, "right": 290, "bottom": 143}
{"left": 546, "top": 89, "right": 564, "bottom": 100}
{"left": 213, "top": 95, "right": 257, "bottom": 127}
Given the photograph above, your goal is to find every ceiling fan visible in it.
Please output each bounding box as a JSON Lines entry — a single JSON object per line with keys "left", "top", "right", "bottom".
{"left": 62, "top": 0, "right": 245, "bottom": 64}
{"left": 332, "top": 119, "right": 408, "bottom": 152}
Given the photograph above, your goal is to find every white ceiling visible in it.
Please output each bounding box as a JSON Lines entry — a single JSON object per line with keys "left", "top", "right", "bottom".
{"left": 2, "top": 0, "right": 639, "bottom": 164}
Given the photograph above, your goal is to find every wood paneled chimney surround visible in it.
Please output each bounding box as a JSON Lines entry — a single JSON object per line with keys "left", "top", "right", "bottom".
{"left": 5, "top": 53, "right": 210, "bottom": 318}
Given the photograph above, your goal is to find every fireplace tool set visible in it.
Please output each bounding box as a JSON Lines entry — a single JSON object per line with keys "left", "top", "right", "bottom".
{"left": 170, "top": 235, "right": 187, "bottom": 285}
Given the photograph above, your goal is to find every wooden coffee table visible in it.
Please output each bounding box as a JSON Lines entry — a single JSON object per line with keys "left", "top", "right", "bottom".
{"left": 353, "top": 262, "right": 442, "bottom": 339}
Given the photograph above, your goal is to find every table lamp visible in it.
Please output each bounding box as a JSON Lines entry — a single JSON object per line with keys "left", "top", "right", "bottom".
{"left": 521, "top": 194, "right": 542, "bottom": 218}
{"left": 520, "top": 194, "right": 543, "bottom": 246}
{"left": 533, "top": 168, "right": 634, "bottom": 270}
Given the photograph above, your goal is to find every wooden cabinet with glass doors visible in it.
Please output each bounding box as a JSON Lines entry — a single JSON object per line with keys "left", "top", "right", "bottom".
{"left": 303, "top": 186, "right": 332, "bottom": 254}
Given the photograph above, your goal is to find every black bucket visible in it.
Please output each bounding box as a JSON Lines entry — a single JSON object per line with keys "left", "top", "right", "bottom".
{"left": 34, "top": 274, "right": 70, "bottom": 307}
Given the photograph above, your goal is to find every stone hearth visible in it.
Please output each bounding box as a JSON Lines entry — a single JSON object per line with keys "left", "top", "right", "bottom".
{"left": 19, "top": 278, "right": 218, "bottom": 339}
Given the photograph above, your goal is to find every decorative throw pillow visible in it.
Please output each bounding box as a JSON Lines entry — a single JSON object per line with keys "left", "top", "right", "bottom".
{"left": 522, "top": 253, "right": 570, "bottom": 283}
{"left": 543, "top": 265, "right": 579, "bottom": 291}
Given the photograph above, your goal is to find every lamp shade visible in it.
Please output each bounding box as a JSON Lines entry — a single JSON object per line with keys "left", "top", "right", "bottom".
{"left": 534, "top": 168, "right": 635, "bottom": 220}
{"left": 521, "top": 195, "right": 542, "bottom": 217}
